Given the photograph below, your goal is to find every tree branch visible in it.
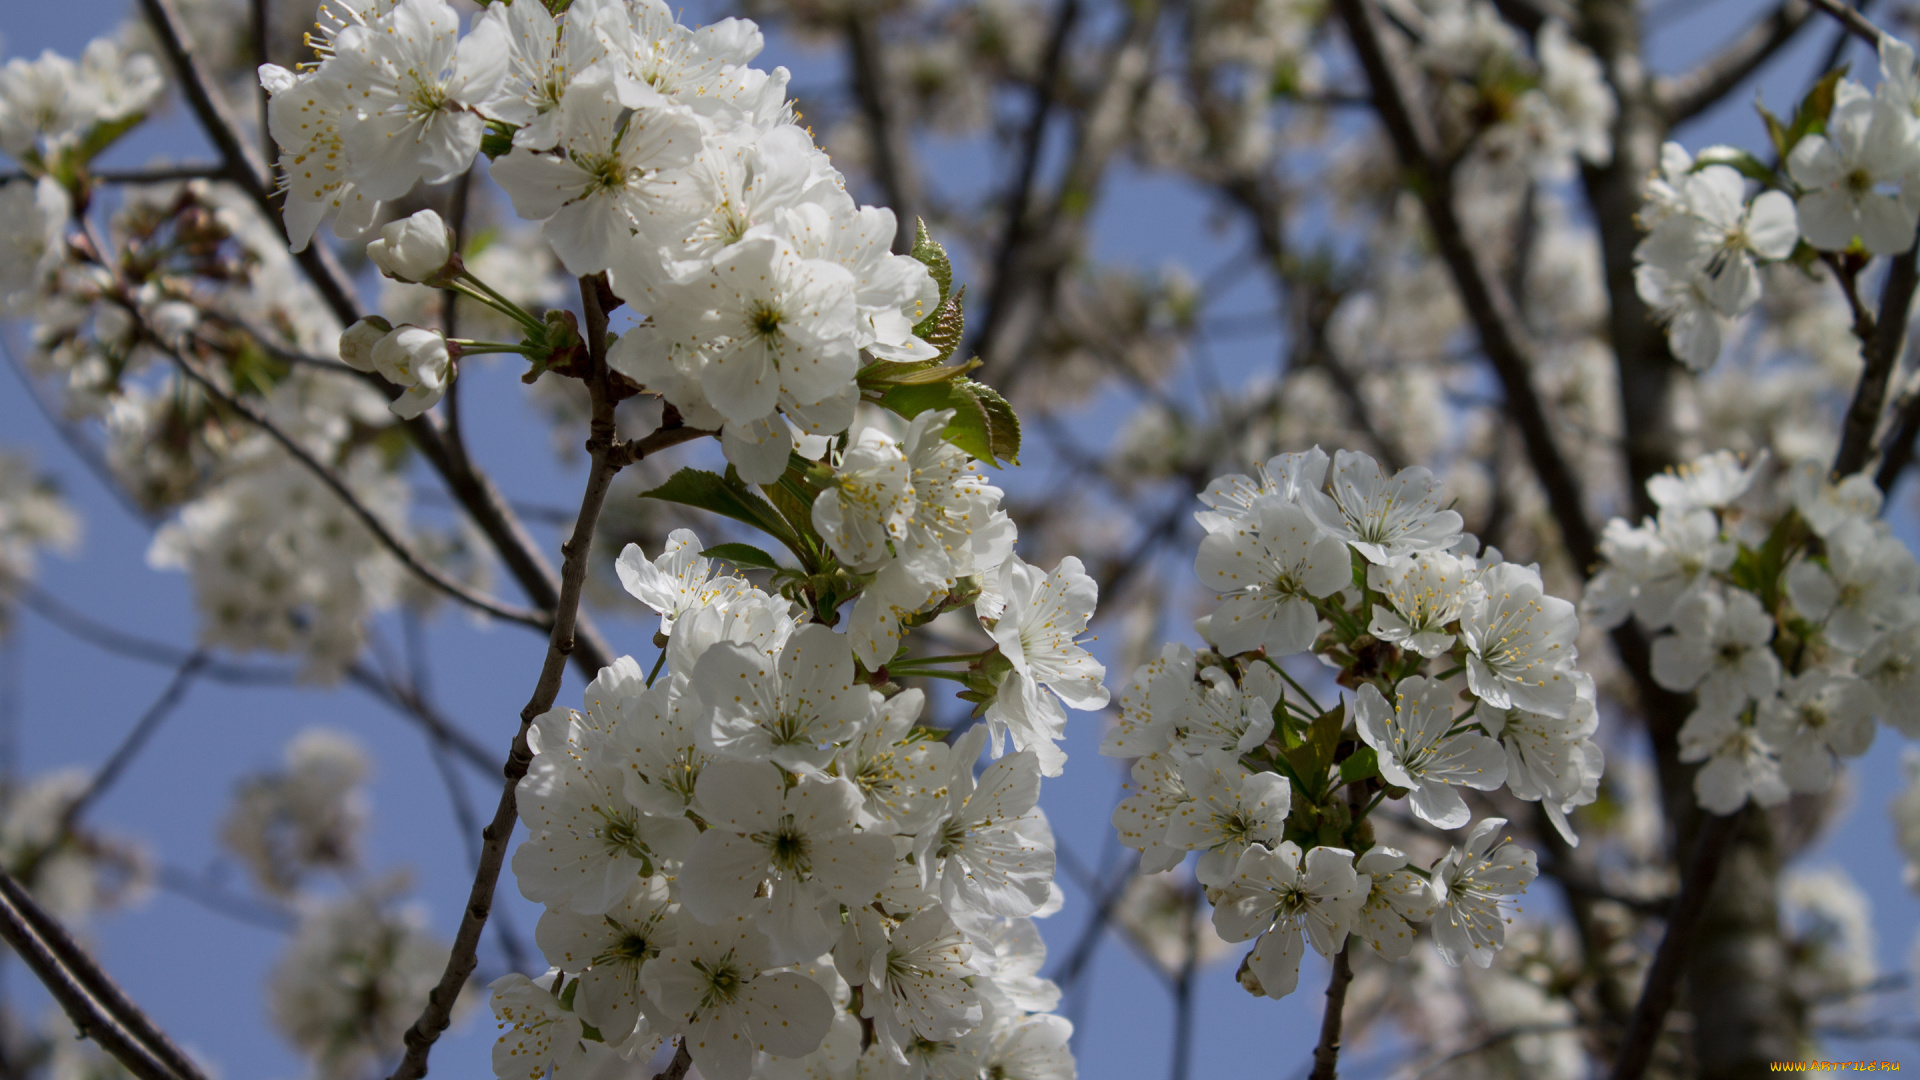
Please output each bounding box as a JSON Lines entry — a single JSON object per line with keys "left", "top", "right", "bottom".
{"left": 135, "top": 0, "right": 634, "bottom": 681}
{"left": 651, "top": 1042, "right": 693, "bottom": 1080}
{"left": 1833, "top": 237, "right": 1919, "bottom": 477}
{"left": 1333, "top": 0, "right": 1598, "bottom": 569}
{"left": 1658, "top": 2, "right": 1813, "bottom": 124}
{"left": 1607, "top": 809, "right": 1739, "bottom": 1080}
{"left": 844, "top": 10, "right": 922, "bottom": 252}
{"left": 0, "top": 868, "right": 209, "bottom": 1080}
{"left": 57, "top": 653, "right": 205, "bottom": 839}
{"left": 0, "top": 884, "right": 179, "bottom": 1080}
{"left": 1307, "top": 942, "right": 1354, "bottom": 1080}
{"left": 160, "top": 341, "right": 555, "bottom": 631}
{"left": 389, "top": 278, "right": 645, "bottom": 1079}
{"left": 1807, "top": 0, "right": 1885, "bottom": 45}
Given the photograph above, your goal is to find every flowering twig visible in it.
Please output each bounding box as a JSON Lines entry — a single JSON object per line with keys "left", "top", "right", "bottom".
{"left": 131, "top": 0, "right": 632, "bottom": 680}
{"left": 0, "top": 867, "right": 209, "bottom": 1080}
{"left": 390, "top": 277, "right": 652, "bottom": 1080}
{"left": 1833, "top": 235, "right": 1920, "bottom": 476}
{"left": 159, "top": 341, "right": 555, "bottom": 632}
{"left": 1332, "top": 0, "right": 1599, "bottom": 570}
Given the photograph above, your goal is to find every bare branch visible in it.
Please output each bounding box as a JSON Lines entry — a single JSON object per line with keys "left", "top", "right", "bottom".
{"left": 1807, "top": 0, "right": 1886, "bottom": 45}
{"left": 58, "top": 654, "right": 206, "bottom": 838}
{"left": 1307, "top": 942, "right": 1354, "bottom": 1080}
{"left": 844, "top": 11, "right": 922, "bottom": 252}
{"left": 651, "top": 1042, "right": 693, "bottom": 1080}
{"left": 1333, "top": 0, "right": 1598, "bottom": 569}
{"left": 0, "top": 868, "right": 210, "bottom": 1080}
{"left": 1658, "top": 2, "right": 1814, "bottom": 124}
{"left": 1829, "top": 237, "right": 1919, "bottom": 477}
{"left": 968, "top": 0, "right": 1080, "bottom": 377}
{"left": 160, "top": 341, "right": 555, "bottom": 630}
{"left": 0, "top": 883, "right": 180, "bottom": 1080}
{"left": 1607, "top": 809, "right": 1740, "bottom": 1080}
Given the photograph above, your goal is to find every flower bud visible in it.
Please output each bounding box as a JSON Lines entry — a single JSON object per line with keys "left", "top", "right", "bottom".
{"left": 338, "top": 316, "right": 393, "bottom": 372}
{"left": 370, "top": 326, "right": 454, "bottom": 419}
{"left": 366, "top": 210, "right": 455, "bottom": 283}
{"left": 369, "top": 325, "right": 449, "bottom": 388}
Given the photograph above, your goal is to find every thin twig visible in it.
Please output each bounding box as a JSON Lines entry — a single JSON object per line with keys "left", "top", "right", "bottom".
{"left": 0, "top": 868, "right": 209, "bottom": 1080}
{"left": 1608, "top": 810, "right": 1740, "bottom": 1080}
{"left": 1658, "top": 1, "right": 1814, "bottom": 123}
{"left": 58, "top": 654, "right": 206, "bottom": 837}
{"left": 1167, "top": 886, "right": 1199, "bottom": 1080}
{"left": 1307, "top": 942, "right": 1354, "bottom": 1080}
{"left": 154, "top": 864, "right": 296, "bottom": 933}
{"left": 160, "top": 341, "right": 554, "bottom": 631}
{"left": 389, "top": 277, "right": 648, "bottom": 1079}
{"left": 1807, "top": 0, "right": 1886, "bottom": 44}
{"left": 968, "top": 0, "right": 1080, "bottom": 371}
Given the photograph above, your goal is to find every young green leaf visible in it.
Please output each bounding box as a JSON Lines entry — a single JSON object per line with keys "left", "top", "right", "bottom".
{"left": 639, "top": 468, "right": 805, "bottom": 560}
{"left": 700, "top": 543, "right": 783, "bottom": 571}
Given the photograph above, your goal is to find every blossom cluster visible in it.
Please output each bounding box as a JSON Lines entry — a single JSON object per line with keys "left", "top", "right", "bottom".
{"left": 1635, "top": 36, "right": 1920, "bottom": 371}
{"left": 1102, "top": 447, "right": 1592, "bottom": 996}
{"left": 1586, "top": 451, "right": 1920, "bottom": 813}
{"left": 285, "top": 0, "right": 944, "bottom": 480}
{"left": 492, "top": 509, "right": 1098, "bottom": 1080}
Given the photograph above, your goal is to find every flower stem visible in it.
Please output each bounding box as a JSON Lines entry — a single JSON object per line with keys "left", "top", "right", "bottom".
{"left": 448, "top": 276, "right": 545, "bottom": 335}
{"left": 1263, "top": 656, "right": 1326, "bottom": 714}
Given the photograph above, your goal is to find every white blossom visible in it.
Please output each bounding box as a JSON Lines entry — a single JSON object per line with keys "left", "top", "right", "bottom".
{"left": 1195, "top": 497, "right": 1350, "bottom": 656}
{"left": 1211, "top": 841, "right": 1362, "bottom": 999}
{"left": 1355, "top": 676, "right": 1507, "bottom": 830}
{"left": 1430, "top": 818, "right": 1537, "bottom": 968}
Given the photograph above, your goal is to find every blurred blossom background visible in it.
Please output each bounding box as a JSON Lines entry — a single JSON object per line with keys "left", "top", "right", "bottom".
{"left": 5, "top": 0, "right": 1920, "bottom": 1076}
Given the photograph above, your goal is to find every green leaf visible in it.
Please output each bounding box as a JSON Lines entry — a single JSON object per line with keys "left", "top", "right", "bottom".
{"left": 1338, "top": 746, "right": 1379, "bottom": 787}
{"left": 879, "top": 380, "right": 993, "bottom": 460}
{"left": 1791, "top": 66, "right": 1847, "bottom": 144}
{"left": 970, "top": 380, "right": 1021, "bottom": 466}
{"left": 639, "top": 468, "right": 803, "bottom": 557}
{"left": 700, "top": 543, "right": 782, "bottom": 571}
{"left": 480, "top": 121, "right": 516, "bottom": 160}
{"left": 918, "top": 283, "right": 966, "bottom": 358}
{"left": 910, "top": 218, "right": 952, "bottom": 309}
{"left": 73, "top": 112, "right": 145, "bottom": 169}
{"left": 1691, "top": 148, "right": 1779, "bottom": 187}
{"left": 558, "top": 977, "right": 579, "bottom": 1010}
{"left": 1309, "top": 702, "right": 1345, "bottom": 771}
{"left": 877, "top": 379, "right": 1020, "bottom": 467}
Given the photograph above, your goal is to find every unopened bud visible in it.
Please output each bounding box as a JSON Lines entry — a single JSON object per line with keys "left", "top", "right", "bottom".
{"left": 339, "top": 316, "right": 393, "bottom": 373}
{"left": 366, "top": 209, "right": 456, "bottom": 283}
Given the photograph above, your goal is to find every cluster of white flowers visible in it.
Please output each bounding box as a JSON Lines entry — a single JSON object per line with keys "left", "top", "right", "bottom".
{"left": 1585, "top": 451, "right": 1919, "bottom": 813}
{"left": 0, "top": 450, "right": 81, "bottom": 630}
{"left": 220, "top": 728, "right": 372, "bottom": 896}
{"left": 269, "top": 881, "right": 454, "bottom": 1080}
{"left": 492, "top": 508, "right": 1097, "bottom": 1080}
{"left": 1414, "top": 6, "right": 1617, "bottom": 176}
{"left": 1634, "top": 36, "right": 1920, "bottom": 371}
{"left": 149, "top": 444, "right": 409, "bottom": 682}
{"left": 282, "top": 0, "right": 945, "bottom": 482}
{"left": 1103, "top": 446, "right": 1591, "bottom": 997}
